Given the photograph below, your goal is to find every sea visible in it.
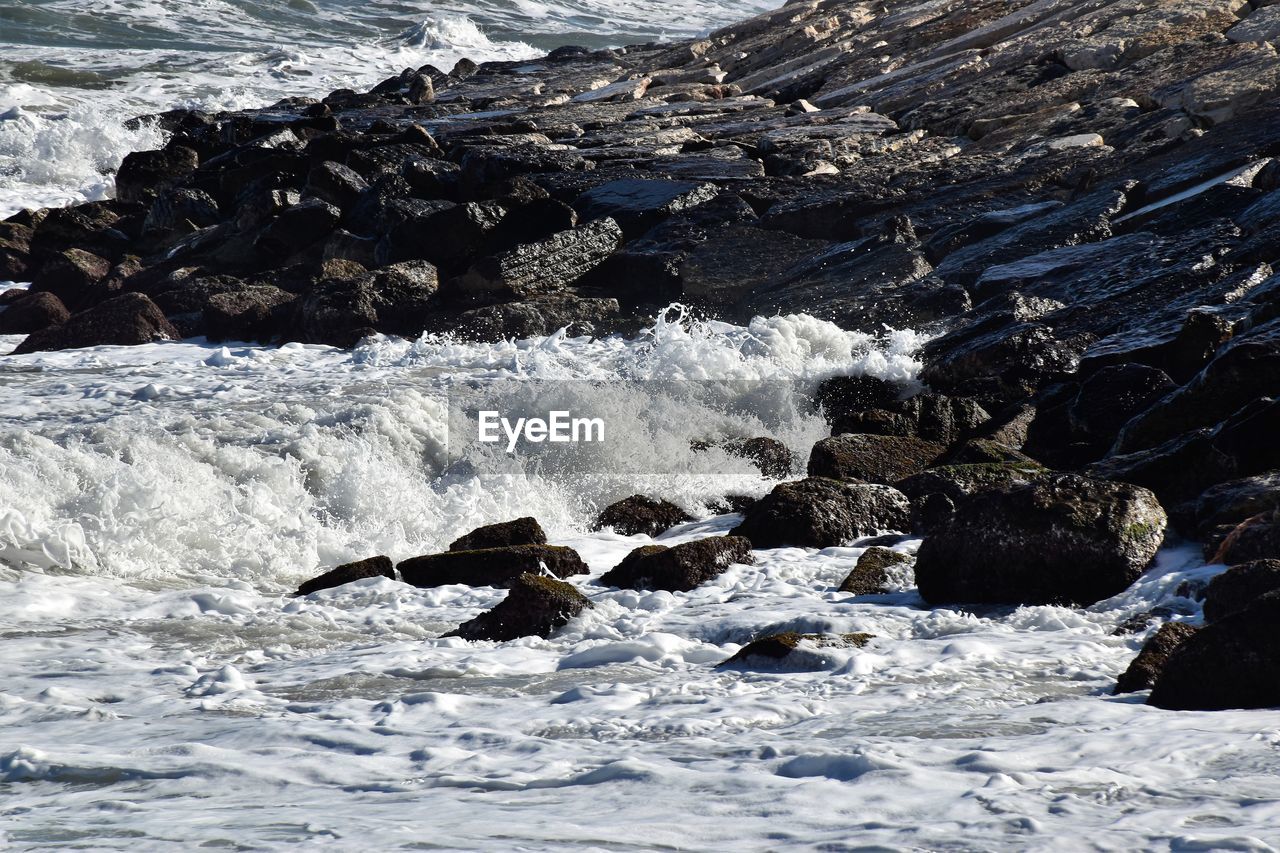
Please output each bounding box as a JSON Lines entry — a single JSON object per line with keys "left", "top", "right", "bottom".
{"left": 2, "top": 1, "right": 1278, "bottom": 849}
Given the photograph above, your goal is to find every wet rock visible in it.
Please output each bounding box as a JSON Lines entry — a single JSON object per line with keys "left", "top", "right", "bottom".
{"left": 1203, "top": 560, "right": 1280, "bottom": 623}
{"left": 254, "top": 198, "right": 342, "bottom": 257}
{"left": 1191, "top": 473, "right": 1280, "bottom": 539}
{"left": 896, "top": 461, "right": 1048, "bottom": 504}
{"left": 677, "top": 225, "right": 829, "bottom": 306}
{"left": 573, "top": 178, "right": 718, "bottom": 239}
{"left": 454, "top": 293, "right": 619, "bottom": 340}
{"left": 31, "top": 248, "right": 112, "bottom": 308}
{"left": 305, "top": 161, "right": 369, "bottom": 210}
{"left": 13, "top": 293, "right": 179, "bottom": 354}
{"left": 203, "top": 285, "right": 294, "bottom": 341}
{"left": 593, "top": 495, "right": 693, "bottom": 537}
{"left": 398, "top": 544, "right": 589, "bottom": 588}
{"left": 0, "top": 291, "right": 70, "bottom": 334}
{"left": 295, "top": 555, "right": 395, "bottom": 596}
{"left": 448, "top": 517, "right": 547, "bottom": 552}
{"left": 1114, "top": 622, "right": 1199, "bottom": 694}
{"left": 831, "top": 394, "right": 990, "bottom": 447}
{"left": 725, "top": 437, "right": 793, "bottom": 478}
{"left": 945, "top": 439, "right": 1036, "bottom": 465}
{"left": 915, "top": 473, "right": 1167, "bottom": 606}
{"left": 921, "top": 318, "right": 1087, "bottom": 406}
{"left": 598, "top": 535, "right": 753, "bottom": 592}
{"left": 454, "top": 218, "right": 623, "bottom": 303}
{"left": 1208, "top": 510, "right": 1280, "bottom": 566}
{"left": 807, "top": 434, "right": 946, "bottom": 484}
{"left": 379, "top": 201, "right": 506, "bottom": 269}
{"left": 1149, "top": 592, "right": 1280, "bottom": 710}
{"left": 445, "top": 572, "right": 593, "bottom": 642}
{"left": 839, "top": 546, "right": 911, "bottom": 595}
{"left": 730, "top": 477, "right": 911, "bottom": 549}
{"left": 143, "top": 188, "right": 220, "bottom": 238}
{"left": 115, "top": 145, "right": 200, "bottom": 204}
{"left": 1068, "top": 364, "right": 1177, "bottom": 449}
{"left": 717, "top": 631, "right": 873, "bottom": 671}
{"left": 814, "top": 375, "right": 902, "bottom": 421}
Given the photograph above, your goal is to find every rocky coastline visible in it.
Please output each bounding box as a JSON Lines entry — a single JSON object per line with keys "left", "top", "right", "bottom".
{"left": 8, "top": 0, "right": 1280, "bottom": 710}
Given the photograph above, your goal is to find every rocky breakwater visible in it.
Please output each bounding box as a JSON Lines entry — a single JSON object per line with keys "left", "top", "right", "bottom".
{"left": 9, "top": 0, "right": 1280, "bottom": 708}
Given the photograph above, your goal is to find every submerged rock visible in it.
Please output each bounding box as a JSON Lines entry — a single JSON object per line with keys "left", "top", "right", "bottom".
{"left": 807, "top": 434, "right": 945, "bottom": 484}
{"left": 1114, "top": 622, "right": 1199, "bottom": 694}
{"left": 839, "top": 546, "right": 911, "bottom": 595}
{"left": 449, "top": 517, "right": 548, "bottom": 552}
{"left": 731, "top": 477, "right": 911, "bottom": 548}
{"left": 598, "top": 535, "right": 753, "bottom": 592}
{"left": 718, "top": 631, "right": 874, "bottom": 671}
{"left": 398, "top": 544, "right": 588, "bottom": 588}
{"left": 593, "top": 495, "right": 693, "bottom": 537}
{"left": 445, "top": 572, "right": 592, "bottom": 642}
{"left": 295, "top": 555, "right": 395, "bottom": 596}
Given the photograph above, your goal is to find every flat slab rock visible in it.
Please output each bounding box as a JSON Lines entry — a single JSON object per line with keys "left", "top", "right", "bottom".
{"left": 398, "top": 544, "right": 588, "bottom": 588}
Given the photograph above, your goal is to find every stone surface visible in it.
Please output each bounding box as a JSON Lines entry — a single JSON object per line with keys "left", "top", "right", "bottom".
{"left": 1114, "top": 622, "right": 1199, "bottom": 694}
{"left": 592, "top": 495, "right": 693, "bottom": 537}
{"left": 730, "top": 477, "right": 911, "bottom": 548}
{"left": 1203, "top": 560, "right": 1280, "bottom": 623}
{"left": 598, "top": 535, "right": 754, "bottom": 592}
{"left": 445, "top": 572, "right": 592, "bottom": 642}
{"left": 717, "top": 631, "right": 874, "bottom": 671}
{"left": 839, "top": 546, "right": 911, "bottom": 595}
{"left": 807, "top": 434, "right": 946, "bottom": 484}
{"left": 13, "top": 293, "right": 179, "bottom": 354}
{"left": 296, "top": 556, "right": 395, "bottom": 596}
{"left": 398, "top": 544, "right": 589, "bottom": 588}
{"left": 448, "top": 517, "right": 547, "bottom": 552}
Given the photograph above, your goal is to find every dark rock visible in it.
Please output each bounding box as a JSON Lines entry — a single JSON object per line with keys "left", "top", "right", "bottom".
{"left": 453, "top": 218, "right": 623, "bottom": 304}
{"left": 1208, "top": 510, "right": 1280, "bottom": 566}
{"left": 143, "top": 188, "right": 220, "bottom": 237}
{"left": 598, "top": 535, "right": 754, "bottom": 592}
{"left": 13, "top": 293, "right": 180, "bottom": 354}
{"left": 0, "top": 291, "right": 70, "bottom": 334}
{"left": 454, "top": 293, "right": 619, "bottom": 340}
{"left": 717, "top": 631, "right": 873, "bottom": 671}
{"left": 807, "top": 434, "right": 946, "bottom": 484}
{"left": 914, "top": 473, "right": 1167, "bottom": 606}
{"left": 725, "top": 437, "right": 793, "bottom": 478}
{"left": 1149, "top": 592, "right": 1280, "bottom": 710}
{"left": 481, "top": 197, "right": 578, "bottom": 256}
{"left": 679, "top": 225, "right": 829, "bottom": 306}
{"left": 730, "top": 477, "right": 911, "bottom": 548}
{"left": 203, "top": 285, "right": 295, "bottom": 341}
{"left": 448, "top": 517, "right": 547, "bottom": 552}
{"left": 1191, "top": 473, "right": 1280, "bottom": 538}
{"left": 306, "top": 161, "right": 369, "bottom": 210}
{"left": 295, "top": 555, "right": 395, "bottom": 595}
{"left": 398, "top": 544, "right": 589, "bottom": 588}
{"left": 945, "top": 439, "right": 1036, "bottom": 465}
{"left": 115, "top": 145, "right": 200, "bottom": 204}
{"left": 1203, "top": 560, "right": 1280, "bottom": 623}
{"left": 831, "top": 394, "right": 990, "bottom": 447}
{"left": 573, "top": 178, "right": 718, "bottom": 239}
{"left": 924, "top": 201, "right": 1064, "bottom": 264}
{"left": 1114, "top": 622, "right": 1199, "bottom": 694}
{"left": 444, "top": 572, "right": 592, "bottom": 642}
{"left": 255, "top": 198, "right": 342, "bottom": 257}
{"left": 839, "top": 546, "right": 911, "bottom": 595}
{"left": 593, "top": 495, "right": 692, "bottom": 537}
{"left": 815, "top": 375, "right": 901, "bottom": 420}
{"left": 31, "top": 248, "right": 112, "bottom": 308}
{"left": 379, "top": 200, "right": 506, "bottom": 268}
{"left": 921, "top": 318, "right": 1087, "bottom": 406}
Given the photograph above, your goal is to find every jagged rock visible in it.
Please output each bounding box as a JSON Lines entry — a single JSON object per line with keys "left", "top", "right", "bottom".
{"left": 1191, "top": 473, "right": 1280, "bottom": 539}
{"left": 449, "top": 517, "right": 547, "bottom": 552}
{"left": 379, "top": 200, "right": 505, "bottom": 268}
{"left": 454, "top": 293, "right": 619, "bottom": 339}
{"left": 1114, "top": 622, "right": 1199, "bottom": 694}
{"left": 255, "top": 198, "right": 342, "bottom": 257}
{"left": 815, "top": 375, "right": 902, "bottom": 419}
{"left": 295, "top": 555, "right": 395, "bottom": 596}
{"left": 921, "top": 318, "right": 1086, "bottom": 406}
{"left": 1203, "top": 560, "right": 1280, "bottom": 623}
{"left": 289, "top": 261, "right": 438, "bottom": 346}
{"left": 717, "top": 631, "right": 873, "bottom": 671}
{"left": 914, "top": 473, "right": 1167, "bottom": 606}
{"left": 830, "top": 394, "right": 990, "bottom": 446}
{"left": 0, "top": 291, "right": 70, "bottom": 334}
{"left": 679, "top": 225, "right": 829, "bottom": 306}
{"left": 593, "top": 495, "right": 692, "bottom": 537}
{"left": 398, "top": 544, "right": 589, "bottom": 588}
{"left": 839, "top": 546, "right": 911, "bottom": 595}
{"left": 1149, "top": 592, "right": 1280, "bottom": 710}
{"left": 454, "top": 218, "right": 623, "bottom": 303}
{"left": 13, "top": 293, "right": 179, "bottom": 354}
{"left": 143, "top": 188, "right": 220, "bottom": 236}
{"left": 115, "top": 145, "right": 200, "bottom": 204}
{"left": 1066, "top": 364, "right": 1177, "bottom": 451}
{"left": 807, "top": 434, "right": 946, "bottom": 484}
{"left": 305, "top": 161, "right": 369, "bottom": 210}
{"left": 946, "top": 439, "right": 1036, "bottom": 465}
{"left": 573, "top": 178, "right": 718, "bottom": 239}
{"left": 731, "top": 477, "right": 911, "bottom": 548}
{"left": 445, "top": 572, "right": 592, "bottom": 642}
{"left": 725, "top": 437, "right": 793, "bottom": 478}
{"left": 598, "top": 535, "right": 753, "bottom": 592}
{"left": 896, "top": 461, "right": 1048, "bottom": 503}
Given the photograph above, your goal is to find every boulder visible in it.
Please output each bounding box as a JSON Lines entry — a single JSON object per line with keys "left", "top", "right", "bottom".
{"left": 444, "top": 572, "right": 592, "bottom": 642}
{"left": 454, "top": 293, "right": 619, "bottom": 340}
{"left": 573, "top": 178, "right": 718, "bottom": 239}
{"left": 598, "top": 535, "right": 753, "bottom": 592}
{"left": 305, "top": 161, "right": 369, "bottom": 210}
{"left": 679, "top": 225, "right": 828, "bottom": 305}
{"left": 914, "top": 473, "right": 1167, "bottom": 606}
{"left": 1149, "top": 592, "right": 1280, "bottom": 710}
{"left": 295, "top": 555, "right": 395, "bottom": 595}
{"left": 115, "top": 145, "right": 200, "bottom": 204}
{"left": 203, "top": 285, "right": 294, "bottom": 341}
{"left": 1208, "top": 510, "right": 1280, "bottom": 566}
{"left": 1191, "top": 473, "right": 1280, "bottom": 538}
{"left": 1203, "top": 560, "right": 1280, "bottom": 623}
{"left": 13, "top": 293, "right": 179, "bottom": 354}
{"left": 807, "top": 434, "right": 946, "bottom": 484}
{"left": 398, "top": 544, "right": 589, "bottom": 588}
{"left": 717, "top": 631, "right": 873, "bottom": 671}
{"left": 255, "top": 198, "right": 342, "bottom": 257}
{"left": 1114, "top": 622, "right": 1199, "bottom": 694}
{"left": 31, "top": 248, "right": 112, "bottom": 308}
{"left": 0, "top": 291, "right": 70, "bottom": 334}
{"left": 448, "top": 516, "right": 547, "bottom": 552}
{"left": 593, "top": 495, "right": 692, "bottom": 537}
{"left": 730, "top": 477, "right": 911, "bottom": 548}
{"left": 830, "top": 394, "right": 990, "bottom": 447}
{"left": 453, "top": 218, "right": 623, "bottom": 303}
{"left": 839, "top": 546, "right": 911, "bottom": 595}
{"left": 725, "top": 437, "right": 793, "bottom": 478}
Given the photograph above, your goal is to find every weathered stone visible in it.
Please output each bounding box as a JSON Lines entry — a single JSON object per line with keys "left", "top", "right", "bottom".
{"left": 454, "top": 293, "right": 619, "bottom": 340}
{"left": 1114, "top": 622, "right": 1199, "bottom": 694}
{"left": 839, "top": 546, "right": 911, "bottom": 595}
{"left": 598, "top": 535, "right": 753, "bottom": 592}
{"left": 679, "top": 225, "right": 829, "bottom": 305}
{"left": 255, "top": 198, "right": 341, "bottom": 256}
{"left": 31, "top": 248, "right": 112, "bottom": 308}
{"left": 831, "top": 394, "right": 990, "bottom": 447}
{"left": 203, "top": 285, "right": 294, "bottom": 341}
{"left": 717, "top": 631, "right": 873, "bottom": 671}
{"left": 1203, "top": 560, "right": 1280, "bottom": 623}
{"left": 807, "top": 434, "right": 946, "bottom": 484}
{"left": 296, "top": 555, "right": 395, "bottom": 596}
{"left": 0, "top": 291, "right": 70, "bottom": 334}
{"left": 449, "top": 517, "right": 547, "bottom": 552}
{"left": 593, "top": 495, "right": 692, "bottom": 537}
{"left": 115, "top": 145, "right": 200, "bottom": 204}
{"left": 398, "top": 544, "right": 589, "bottom": 588}
{"left": 13, "top": 293, "right": 179, "bottom": 354}
{"left": 731, "top": 477, "right": 911, "bottom": 548}
{"left": 454, "top": 218, "right": 623, "bottom": 303}
{"left": 445, "top": 572, "right": 592, "bottom": 642}
{"left": 573, "top": 178, "right": 718, "bottom": 239}
{"left": 305, "top": 161, "right": 369, "bottom": 210}
{"left": 725, "top": 437, "right": 793, "bottom": 478}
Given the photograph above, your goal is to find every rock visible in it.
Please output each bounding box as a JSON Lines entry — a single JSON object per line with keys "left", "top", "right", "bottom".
{"left": 379, "top": 200, "right": 505, "bottom": 269}
{"left": 717, "top": 631, "right": 873, "bottom": 671}
{"left": 1148, "top": 591, "right": 1280, "bottom": 710}
{"left": 730, "top": 477, "right": 911, "bottom": 548}
{"left": 725, "top": 437, "right": 793, "bottom": 478}
{"left": 593, "top": 495, "right": 693, "bottom": 537}
{"left": 815, "top": 375, "right": 901, "bottom": 419}
{"left": 914, "top": 473, "right": 1167, "bottom": 606}
{"left": 839, "top": 546, "right": 911, "bottom": 595}
{"left": 679, "top": 225, "right": 829, "bottom": 306}
{"left": 1228, "top": 8, "right": 1280, "bottom": 44}
{"left": 0, "top": 291, "right": 70, "bottom": 334}
{"left": 143, "top": 188, "right": 220, "bottom": 237}
{"left": 203, "top": 285, "right": 294, "bottom": 341}
{"left": 1203, "top": 560, "right": 1280, "bottom": 623}
{"left": 573, "top": 178, "right": 718, "bottom": 239}
{"left": 1208, "top": 510, "right": 1280, "bottom": 566}
{"left": 1066, "top": 363, "right": 1177, "bottom": 452}
{"left": 807, "top": 434, "right": 946, "bottom": 484}
{"left": 295, "top": 555, "right": 395, "bottom": 595}
{"left": 453, "top": 218, "right": 623, "bottom": 303}
{"left": 444, "top": 572, "right": 592, "bottom": 642}
{"left": 921, "top": 318, "right": 1086, "bottom": 406}
{"left": 896, "top": 461, "right": 1048, "bottom": 503}
{"left": 13, "top": 293, "right": 180, "bottom": 354}
{"left": 1191, "top": 473, "right": 1280, "bottom": 538}
{"left": 454, "top": 293, "right": 619, "bottom": 340}
{"left": 598, "top": 535, "right": 753, "bottom": 592}
{"left": 115, "top": 145, "right": 200, "bottom": 204}
{"left": 448, "top": 517, "right": 547, "bottom": 552}
{"left": 31, "top": 248, "right": 112, "bottom": 308}
{"left": 830, "top": 394, "right": 990, "bottom": 447}
{"left": 1114, "top": 622, "right": 1199, "bottom": 694}
{"left": 305, "top": 161, "right": 369, "bottom": 210}
{"left": 398, "top": 544, "right": 589, "bottom": 588}
{"left": 255, "top": 198, "right": 342, "bottom": 257}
